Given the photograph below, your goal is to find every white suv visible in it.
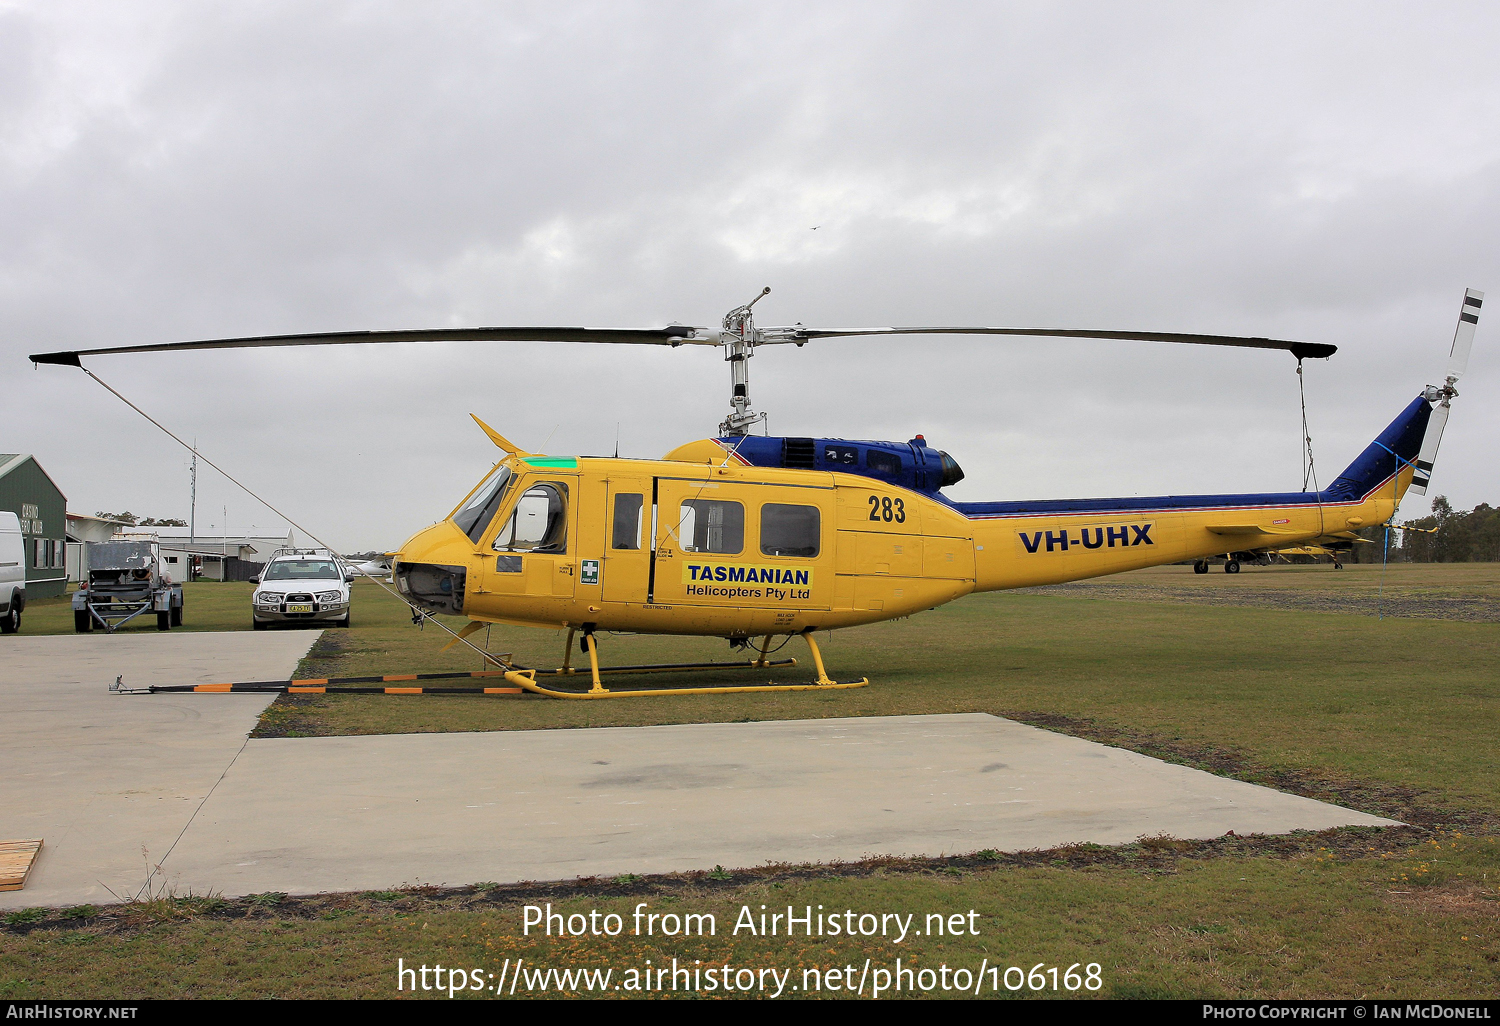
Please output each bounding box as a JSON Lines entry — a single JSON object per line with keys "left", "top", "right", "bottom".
{"left": 251, "top": 549, "right": 352, "bottom": 630}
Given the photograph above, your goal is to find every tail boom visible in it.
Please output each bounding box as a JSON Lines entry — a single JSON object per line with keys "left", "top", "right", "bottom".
{"left": 954, "top": 394, "right": 1430, "bottom": 591}
{"left": 964, "top": 488, "right": 1399, "bottom": 591}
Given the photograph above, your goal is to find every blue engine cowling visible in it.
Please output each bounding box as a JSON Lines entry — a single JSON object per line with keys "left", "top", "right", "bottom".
{"left": 720, "top": 435, "right": 964, "bottom": 494}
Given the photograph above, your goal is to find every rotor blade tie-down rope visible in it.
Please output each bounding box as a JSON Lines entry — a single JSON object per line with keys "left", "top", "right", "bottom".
{"left": 1296, "top": 358, "right": 1329, "bottom": 542}
{"left": 76, "top": 367, "right": 509, "bottom": 669}
{"left": 1297, "top": 359, "right": 1319, "bottom": 493}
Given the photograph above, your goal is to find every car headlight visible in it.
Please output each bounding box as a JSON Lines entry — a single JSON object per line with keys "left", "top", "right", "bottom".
{"left": 316, "top": 590, "right": 343, "bottom": 604}
{"left": 255, "top": 593, "right": 281, "bottom": 607}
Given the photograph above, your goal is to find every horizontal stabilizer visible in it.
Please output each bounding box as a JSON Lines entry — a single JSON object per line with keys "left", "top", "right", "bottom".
{"left": 1206, "top": 524, "right": 1298, "bottom": 536}
{"left": 1272, "top": 545, "right": 1335, "bottom": 556}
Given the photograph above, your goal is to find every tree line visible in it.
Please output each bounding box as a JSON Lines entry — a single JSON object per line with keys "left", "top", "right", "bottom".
{"left": 94, "top": 511, "right": 189, "bottom": 527}
{"left": 1394, "top": 496, "right": 1500, "bottom": 562}
{"left": 1335, "top": 497, "right": 1499, "bottom": 563}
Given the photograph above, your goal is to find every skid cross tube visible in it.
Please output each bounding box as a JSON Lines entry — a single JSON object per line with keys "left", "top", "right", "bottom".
{"left": 539, "top": 629, "right": 801, "bottom": 685}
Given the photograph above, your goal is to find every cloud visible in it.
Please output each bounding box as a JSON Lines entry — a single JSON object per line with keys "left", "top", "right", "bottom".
{"left": 2, "top": 1, "right": 1497, "bottom": 548}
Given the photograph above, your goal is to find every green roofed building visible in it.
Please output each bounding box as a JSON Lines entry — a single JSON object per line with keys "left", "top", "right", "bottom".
{"left": 0, "top": 454, "right": 69, "bottom": 599}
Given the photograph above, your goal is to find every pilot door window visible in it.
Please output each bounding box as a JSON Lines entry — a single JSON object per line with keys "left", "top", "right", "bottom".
{"left": 760, "top": 503, "right": 821, "bottom": 558}
{"left": 675, "top": 499, "right": 744, "bottom": 554}
{"left": 612, "top": 494, "right": 644, "bottom": 549}
{"left": 492, "top": 482, "right": 568, "bottom": 554}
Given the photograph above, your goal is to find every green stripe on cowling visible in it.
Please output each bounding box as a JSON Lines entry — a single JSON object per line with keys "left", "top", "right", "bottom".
{"left": 523, "top": 457, "right": 579, "bottom": 468}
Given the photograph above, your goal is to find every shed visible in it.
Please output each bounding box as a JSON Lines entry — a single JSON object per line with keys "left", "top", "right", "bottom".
{"left": 65, "top": 513, "right": 133, "bottom": 583}
{"left": 154, "top": 531, "right": 294, "bottom": 581}
{"left": 0, "top": 454, "right": 69, "bottom": 599}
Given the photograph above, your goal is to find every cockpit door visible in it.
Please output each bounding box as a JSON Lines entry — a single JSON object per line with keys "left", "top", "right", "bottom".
{"left": 479, "top": 477, "right": 577, "bottom": 617}
{"left": 602, "top": 478, "right": 651, "bottom": 604}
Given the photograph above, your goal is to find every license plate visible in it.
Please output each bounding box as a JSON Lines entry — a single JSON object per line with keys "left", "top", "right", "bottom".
{"left": 286, "top": 603, "right": 313, "bottom": 614}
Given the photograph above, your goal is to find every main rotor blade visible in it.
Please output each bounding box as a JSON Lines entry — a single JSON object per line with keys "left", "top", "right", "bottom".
{"left": 28, "top": 325, "right": 711, "bottom": 367}
{"left": 770, "top": 326, "right": 1337, "bottom": 360}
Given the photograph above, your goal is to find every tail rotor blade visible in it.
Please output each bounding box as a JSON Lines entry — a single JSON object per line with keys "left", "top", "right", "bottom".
{"left": 1413, "top": 287, "right": 1484, "bottom": 496}
{"left": 1409, "top": 401, "right": 1449, "bottom": 496}
{"left": 1446, "top": 288, "right": 1484, "bottom": 384}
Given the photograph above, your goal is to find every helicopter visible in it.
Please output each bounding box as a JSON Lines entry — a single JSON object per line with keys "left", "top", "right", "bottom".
{"left": 29, "top": 287, "right": 1482, "bottom": 699}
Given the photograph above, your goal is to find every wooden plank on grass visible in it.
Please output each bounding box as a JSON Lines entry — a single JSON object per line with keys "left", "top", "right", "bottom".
{"left": 0, "top": 839, "right": 42, "bottom": 891}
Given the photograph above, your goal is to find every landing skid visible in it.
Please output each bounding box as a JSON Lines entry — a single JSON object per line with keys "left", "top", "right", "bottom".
{"left": 496, "top": 628, "right": 870, "bottom": 700}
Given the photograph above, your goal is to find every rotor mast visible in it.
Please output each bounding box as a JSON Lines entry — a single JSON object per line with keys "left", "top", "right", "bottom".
{"left": 719, "top": 286, "right": 771, "bottom": 436}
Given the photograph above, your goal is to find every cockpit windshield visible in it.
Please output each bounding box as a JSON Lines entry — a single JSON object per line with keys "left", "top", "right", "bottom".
{"left": 453, "top": 466, "right": 513, "bottom": 543}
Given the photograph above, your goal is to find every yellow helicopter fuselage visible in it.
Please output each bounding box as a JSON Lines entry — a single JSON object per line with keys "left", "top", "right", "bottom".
{"left": 393, "top": 440, "right": 1409, "bottom": 637}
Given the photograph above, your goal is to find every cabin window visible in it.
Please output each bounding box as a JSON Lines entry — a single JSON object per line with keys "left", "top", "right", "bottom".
{"left": 455, "top": 466, "right": 514, "bottom": 543}
{"left": 760, "top": 503, "right": 821, "bottom": 558}
{"left": 493, "top": 482, "right": 568, "bottom": 553}
{"left": 612, "top": 494, "right": 644, "bottom": 549}
{"left": 676, "top": 499, "right": 744, "bottom": 554}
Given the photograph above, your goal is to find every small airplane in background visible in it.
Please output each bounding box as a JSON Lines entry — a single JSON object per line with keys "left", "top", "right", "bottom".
{"left": 344, "top": 556, "right": 394, "bottom": 580}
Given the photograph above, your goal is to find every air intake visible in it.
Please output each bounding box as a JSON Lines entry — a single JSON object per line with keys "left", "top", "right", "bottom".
{"left": 781, "top": 437, "right": 816, "bottom": 469}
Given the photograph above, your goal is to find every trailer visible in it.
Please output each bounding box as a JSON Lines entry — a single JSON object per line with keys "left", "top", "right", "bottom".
{"left": 72, "top": 539, "right": 184, "bottom": 632}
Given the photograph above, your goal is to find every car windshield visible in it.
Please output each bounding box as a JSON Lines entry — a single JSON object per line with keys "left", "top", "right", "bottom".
{"left": 263, "top": 560, "right": 340, "bottom": 581}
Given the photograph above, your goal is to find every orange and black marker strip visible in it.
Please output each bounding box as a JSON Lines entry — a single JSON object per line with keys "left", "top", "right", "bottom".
{"left": 150, "top": 669, "right": 523, "bottom": 696}
{"left": 148, "top": 658, "right": 800, "bottom": 696}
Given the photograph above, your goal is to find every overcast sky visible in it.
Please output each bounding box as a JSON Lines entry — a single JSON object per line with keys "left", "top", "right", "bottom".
{"left": 3, "top": 1, "right": 1496, "bottom": 551}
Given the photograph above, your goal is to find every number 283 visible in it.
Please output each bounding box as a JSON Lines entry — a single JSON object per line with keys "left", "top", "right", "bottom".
{"left": 868, "top": 495, "right": 906, "bottom": 524}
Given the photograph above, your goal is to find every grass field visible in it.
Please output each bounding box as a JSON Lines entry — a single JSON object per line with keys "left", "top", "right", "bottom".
{"left": 16, "top": 580, "right": 271, "bottom": 636}
{"left": 3, "top": 564, "right": 1497, "bottom": 999}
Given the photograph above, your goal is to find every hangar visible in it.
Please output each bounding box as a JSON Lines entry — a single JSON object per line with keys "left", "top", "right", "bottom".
{"left": 0, "top": 454, "right": 68, "bottom": 599}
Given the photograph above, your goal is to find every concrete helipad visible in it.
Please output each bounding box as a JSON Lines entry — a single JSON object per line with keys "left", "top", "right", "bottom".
{"left": 3, "top": 633, "right": 1399, "bottom": 907}
{"left": 0, "top": 631, "right": 309, "bottom": 908}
